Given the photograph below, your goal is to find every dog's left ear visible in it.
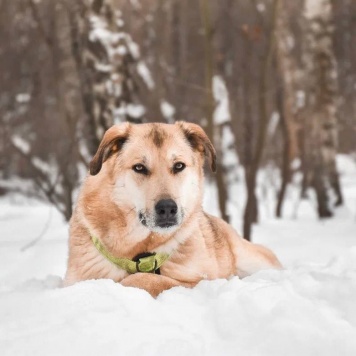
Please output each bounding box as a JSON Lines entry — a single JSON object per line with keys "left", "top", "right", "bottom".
{"left": 177, "top": 121, "right": 216, "bottom": 172}
{"left": 89, "top": 122, "right": 131, "bottom": 175}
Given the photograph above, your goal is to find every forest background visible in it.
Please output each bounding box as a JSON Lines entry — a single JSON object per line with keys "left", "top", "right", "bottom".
{"left": 1, "top": 0, "right": 355, "bottom": 240}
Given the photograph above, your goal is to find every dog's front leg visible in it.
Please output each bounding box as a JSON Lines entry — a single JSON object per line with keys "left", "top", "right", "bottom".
{"left": 120, "top": 273, "right": 183, "bottom": 297}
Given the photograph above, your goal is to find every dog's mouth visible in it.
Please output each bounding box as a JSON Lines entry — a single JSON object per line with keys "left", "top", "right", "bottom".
{"left": 139, "top": 211, "right": 182, "bottom": 233}
{"left": 139, "top": 212, "right": 149, "bottom": 227}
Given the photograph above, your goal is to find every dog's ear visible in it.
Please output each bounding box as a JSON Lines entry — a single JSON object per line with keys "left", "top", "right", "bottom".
{"left": 89, "top": 122, "right": 131, "bottom": 176}
{"left": 177, "top": 121, "right": 216, "bottom": 172}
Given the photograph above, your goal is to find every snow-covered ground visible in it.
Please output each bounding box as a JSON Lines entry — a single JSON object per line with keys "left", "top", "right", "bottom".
{"left": 0, "top": 155, "right": 355, "bottom": 355}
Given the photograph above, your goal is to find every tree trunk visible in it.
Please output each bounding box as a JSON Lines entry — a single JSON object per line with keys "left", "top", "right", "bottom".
{"left": 302, "top": 0, "right": 343, "bottom": 217}
{"left": 275, "top": 88, "right": 291, "bottom": 217}
{"left": 275, "top": 0, "right": 300, "bottom": 217}
{"left": 67, "top": 0, "right": 147, "bottom": 155}
{"left": 200, "top": 0, "right": 229, "bottom": 222}
{"left": 215, "top": 124, "right": 230, "bottom": 223}
{"left": 243, "top": 0, "right": 280, "bottom": 240}
{"left": 241, "top": 24, "right": 258, "bottom": 226}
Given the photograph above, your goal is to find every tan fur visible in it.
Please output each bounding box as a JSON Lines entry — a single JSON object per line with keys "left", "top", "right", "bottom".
{"left": 65, "top": 122, "right": 282, "bottom": 297}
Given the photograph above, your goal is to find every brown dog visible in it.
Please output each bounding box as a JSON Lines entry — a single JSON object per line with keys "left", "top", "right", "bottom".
{"left": 64, "top": 122, "right": 281, "bottom": 296}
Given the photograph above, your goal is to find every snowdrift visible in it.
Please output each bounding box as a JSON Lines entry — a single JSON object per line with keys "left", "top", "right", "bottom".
{"left": 1, "top": 249, "right": 356, "bottom": 356}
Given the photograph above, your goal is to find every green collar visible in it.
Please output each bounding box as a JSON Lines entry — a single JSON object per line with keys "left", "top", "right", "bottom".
{"left": 91, "top": 234, "right": 170, "bottom": 274}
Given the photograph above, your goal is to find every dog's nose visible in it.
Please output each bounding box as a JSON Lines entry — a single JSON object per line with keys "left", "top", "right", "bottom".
{"left": 155, "top": 199, "right": 178, "bottom": 227}
{"left": 155, "top": 199, "right": 177, "bottom": 218}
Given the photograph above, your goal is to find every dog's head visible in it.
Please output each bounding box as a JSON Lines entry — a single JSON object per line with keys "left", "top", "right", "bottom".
{"left": 89, "top": 122, "right": 216, "bottom": 234}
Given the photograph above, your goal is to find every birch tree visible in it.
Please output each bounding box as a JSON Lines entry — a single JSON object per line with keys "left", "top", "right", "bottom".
{"left": 275, "top": 0, "right": 301, "bottom": 217}
{"left": 243, "top": 0, "right": 280, "bottom": 240}
{"left": 68, "top": 0, "right": 154, "bottom": 154}
{"left": 302, "top": 0, "right": 343, "bottom": 217}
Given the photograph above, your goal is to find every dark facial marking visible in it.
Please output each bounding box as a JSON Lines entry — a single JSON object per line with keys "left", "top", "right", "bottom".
{"left": 148, "top": 125, "right": 166, "bottom": 148}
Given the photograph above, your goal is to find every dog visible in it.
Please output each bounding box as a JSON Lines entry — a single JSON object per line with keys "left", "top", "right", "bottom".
{"left": 64, "top": 121, "right": 281, "bottom": 296}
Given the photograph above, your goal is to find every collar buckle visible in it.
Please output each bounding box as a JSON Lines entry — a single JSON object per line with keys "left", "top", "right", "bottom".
{"left": 135, "top": 253, "right": 158, "bottom": 273}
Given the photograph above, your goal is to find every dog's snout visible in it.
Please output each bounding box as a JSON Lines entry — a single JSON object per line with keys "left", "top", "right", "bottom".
{"left": 155, "top": 199, "right": 178, "bottom": 227}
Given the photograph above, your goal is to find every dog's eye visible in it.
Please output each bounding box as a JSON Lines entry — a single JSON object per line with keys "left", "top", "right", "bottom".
{"left": 173, "top": 162, "right": 186, "bottom": 173}
{"left": 133, "top": 164, "right": 148, "bottom": 175}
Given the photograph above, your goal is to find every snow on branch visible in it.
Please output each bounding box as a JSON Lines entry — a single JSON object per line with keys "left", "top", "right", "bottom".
{"left": 304, "top": 0, "right": 331, "bottom": 20}
{"left": 9, "top": 135, "right": 70, "bottom": 219}
{"left": 12, "top": 135, "right": 57, "bottom": 179}
{"left": 12, "top": 135, "right": 31, "bottom": 155}
{"left": 84, "top": 1, "right": 154, "bottom": 126}
{"left": 137, "top": 61, "right": 155, "bottom": 89}
{"left": 211, "top": 76, "right": 239, "bottom": 182}
{"left": 213, "top": 75, "right": 230, "bottom": 125}
{"left": 160, "top": 100, "right": 175, "bottom": 123}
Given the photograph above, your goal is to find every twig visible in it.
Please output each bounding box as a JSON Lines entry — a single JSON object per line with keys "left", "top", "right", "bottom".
{"left": 21, "top": 205, "right": 53, "bottom": 252}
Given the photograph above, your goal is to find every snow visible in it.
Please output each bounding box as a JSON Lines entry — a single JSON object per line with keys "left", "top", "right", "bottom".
{"left": 94, "top": 63, "right": 112, "bottom": 73}
{"left": 15, "top": 93, "right": 31, "bottom": 103}
{"left": 137, "top": 61, "right": 155, "bottom": 89}
{"left": 286, "top": 35, "right": 295, "bottom": 50}
{"left": 31, "top": 156, "right": 52, "bottom": 176}
{"left": 212, "top": 75, "right": 230, "bottom": 125}
{"left": 127, "top": 40, "right": 140, "bottom": 60}
{"left": 11, "top": 135, "right": 30, "bottom": 154}
{"left": 256, "top": 2, "right": 266, "bottom": 13}
{"left": 88, "top": 16, "right": 112, "bottom": 44}
{"left": 2, "top": 263, "right": 356, "bottom": 355}
{"left": 113, "top": 103, "right": 146, "bottom": 123}
{"left": 267, "top": 111, "right": 280, "bottom": 137}
{"left": 116, "top": 18, "right": 124, "bottom": 28}
{"left": 296, "top": 90, "right": 306, "bottom": 108}
{"left": 304, "top": 0, "right": 331, "bottom": 20}
{"left": 0, "top": 155, "right": 356, "bottom": 355}
{"left": 160, "top": 100, "right": 175, "bottom": 123}
{"left": 11, "top": 136, "right": 55, "bottom": 177}
{"left": 116, "top": 45, "right": 127, "bottom": 55}
{"left": 129, "top": 0, "right": 142, "bottom": 10}
{"left": 88, "top": 14, "right": 140, "bottom": 64}
{"left": 220, "top": 125, "right": 239, "bottom": 183}
{"left": 126, "top": 103, "right": 146, "bottom": 118}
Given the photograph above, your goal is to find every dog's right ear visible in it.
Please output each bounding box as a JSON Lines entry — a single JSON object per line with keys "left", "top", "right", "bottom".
{"left": 89, "top": 122, "right": 131, "bottom": 176}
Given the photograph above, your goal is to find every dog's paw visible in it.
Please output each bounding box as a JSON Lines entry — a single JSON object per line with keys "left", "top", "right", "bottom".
{"left": 120, "top": 273, "right": 180, "bottom": 297}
